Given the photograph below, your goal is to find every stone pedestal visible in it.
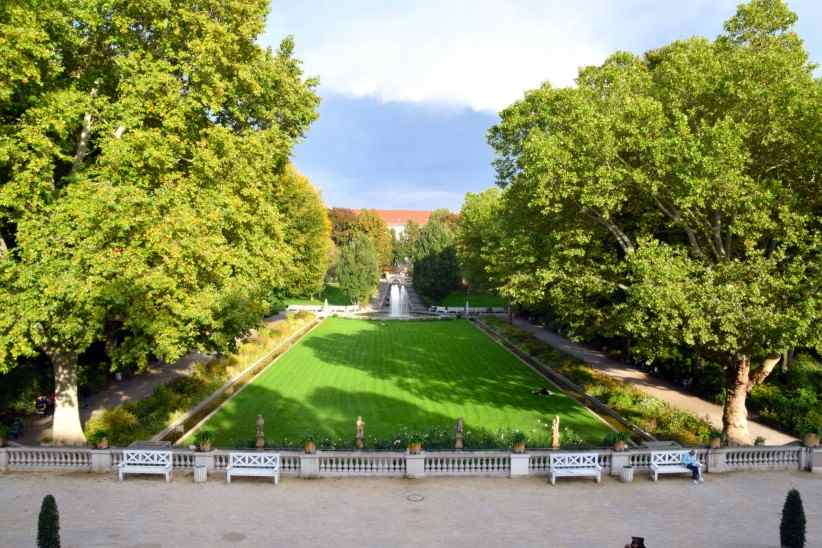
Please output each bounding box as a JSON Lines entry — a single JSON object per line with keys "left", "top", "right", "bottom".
{"left": 0, "top": 448, "right": 7, "bottom": 472}
{"left": 194, "top": 453, "right": 215, "bottom": 473}
{"left": 406, "top": 453, "right": 426, "bottom": 479}
{"left": 812, "top": 448, "right": 822, "bottom": 475}
{"left": 707, "top": 449, "right": 727, "bottom": 473}
{"left": 90, "top": 450, "right": 113, "bottom": 473}
{"left": 300, "top": 454, "right": 320, "bottom": 478}
{"left": 509, "top": 453, "right": 530, "bottom": 477}
{"left": 610, "top": 452, "right": 630, "bottom": 476}
{"left": 193, "top": 464, "right": 207, "bottom": 483}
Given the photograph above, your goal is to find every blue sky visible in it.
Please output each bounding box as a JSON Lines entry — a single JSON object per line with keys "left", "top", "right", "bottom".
{"left": 262, "top": 1, "right": 822, "bottom": 211}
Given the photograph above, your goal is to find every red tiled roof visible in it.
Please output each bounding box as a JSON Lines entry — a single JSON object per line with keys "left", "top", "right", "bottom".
{"left": 354, "top": 209, "right": 432, "bottom": 226}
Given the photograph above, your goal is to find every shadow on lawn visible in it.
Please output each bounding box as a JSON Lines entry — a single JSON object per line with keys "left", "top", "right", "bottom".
{"left": 299, "top": 320, "right": 603, "bottom": 430}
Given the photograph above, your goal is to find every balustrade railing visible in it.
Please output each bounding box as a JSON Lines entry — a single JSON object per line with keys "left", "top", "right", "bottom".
{"left": 7, "top": 447, "right": 91, "bottom": 471}
{"left": 425, "top": 452, "right": 510, "bottom": 475}
{"left": 318, "top": 452, "right": 406, "bottom": 476}
{"left": 1, "top": 445, "right": 816, "bottom": 478}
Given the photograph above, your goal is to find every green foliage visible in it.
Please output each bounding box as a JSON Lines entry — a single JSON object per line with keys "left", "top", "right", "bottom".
{"left": 355, "top": 209, "right": 393, "bottom": 268}
{"left": 337, "top": 233, "right": 380, "bottom": 305}
{"left": 511, "top": 430, "right": 528, "bottom": 445}
{"left": 484, "top": 317, "right": 712, "bottom": 445}
{"left": 84, "top": 314, "right": 314, "bottom": 445}
{"left": 484, "top": 0, "right": 822, "bottom": 442}
{"left": 780, "top": 489, "right": 806, "bottom": 548}
{"left": 397, "top": 220, "right": 422, "bottom": 261}
{"left": 441, "top": 291, "right": 506, "bottom": 308}
{"left": 603, "top": 431, "right": 631, "bottom": 445}
{"left": 0, "top": 0, "right": 320, "bottom": 440}
{"left": 457, "top": 188, "right": 503, "bottom": 291}
{"left": 37, "top": 494, "right": 60, "bottom": 548}
{"left": 412, "top": 219, "right": 461, "bottom": 302}
{"left": 327, "top": 208, "right": 359, "bottom": 246}
{"left": 275, "top": 165, "right": 332, "bottom": 299}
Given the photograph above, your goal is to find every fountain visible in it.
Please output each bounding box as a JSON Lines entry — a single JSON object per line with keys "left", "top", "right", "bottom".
{"left": 389, "top": 283, "right": 410, "bottom": 317}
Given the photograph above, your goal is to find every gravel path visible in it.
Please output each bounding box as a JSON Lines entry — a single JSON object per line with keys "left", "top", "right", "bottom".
{"left": 0, "top": 471, "right": 819, "bottom": 547}
{"left": 511, "top": 318, "right": 796, "bottom": 445}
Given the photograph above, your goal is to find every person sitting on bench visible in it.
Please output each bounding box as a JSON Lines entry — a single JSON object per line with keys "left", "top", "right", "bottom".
{"left": 682, "top": 450, "right": 703, "bottom": 483}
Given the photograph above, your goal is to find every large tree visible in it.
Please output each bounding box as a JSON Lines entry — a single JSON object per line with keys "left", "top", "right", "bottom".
{"left": 355, "top": 209, "right": 393, "bottom": 268}
{"left": 276, "top": 165, "right": 332, "bottom": 299}
{"left": 487, "top": 0, "right": 821, "bottom": 444}
{"left": 412, "top": 219, "right": 461, "bottom": 303}
{"left": 337, "top": 233, "right": 380, "bottom": 305}
{"left": 327, "top": 207, "right": 358, "bottom": 246}
{"left": 0, "top": 0, "right": 319, "bottom": 443}
{"left": 457, "top": 188, "right": 503, "bottom": 291}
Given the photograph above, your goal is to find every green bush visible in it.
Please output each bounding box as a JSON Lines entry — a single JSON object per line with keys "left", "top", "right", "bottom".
{"left": 37, "top": 494, "right": 60, "bottom": 548}
{"left": 780, "top": 489, "right": 806, "bottom": 548}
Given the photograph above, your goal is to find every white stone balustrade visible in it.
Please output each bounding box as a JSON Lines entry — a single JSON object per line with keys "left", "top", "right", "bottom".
{"left": 0, "top": 445, "right": 816, "bottom": 479}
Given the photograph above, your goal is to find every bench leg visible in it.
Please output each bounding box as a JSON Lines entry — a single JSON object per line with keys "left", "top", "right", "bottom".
{"left": 550, "top": 474, "right": 556, "bottom": 486}
{"left": 165, "top": 471, "right": 171, "bottom": 483}
{"left": 596, "top": 473, "right": 601, "bottom": 484}
{"left": 118, "top": 470, "right": 124, "bottom": 482}
{"left": 226, "top": 472, "right": 231, "bottom": 484}
{"left": 273, "top": 473, "right": 279, "bottom": 485}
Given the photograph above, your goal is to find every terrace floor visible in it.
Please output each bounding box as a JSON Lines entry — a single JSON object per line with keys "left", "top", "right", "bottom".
{"left": 0, "top": 470, "right": 819, "bottom": 547}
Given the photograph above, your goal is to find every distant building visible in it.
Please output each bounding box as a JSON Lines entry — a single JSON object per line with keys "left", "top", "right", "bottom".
{"left": 355, "top": 209, "right": 432, "bottom": 238}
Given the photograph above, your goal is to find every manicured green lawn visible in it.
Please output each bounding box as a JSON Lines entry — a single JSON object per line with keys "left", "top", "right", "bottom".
{"left": 286, "top": 283, "right": 350, "bottom": 306}
{"left": 190, "top": 318, "right": 610, "bottom": 447}
{"left": 441, "top": 291, "right": 506, "bottom": 308}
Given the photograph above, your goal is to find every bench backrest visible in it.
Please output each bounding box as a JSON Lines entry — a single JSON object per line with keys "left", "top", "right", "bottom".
{"left": 123, "top": 450, "right": 172, "bottom": 466}
{"left": 549, "top": 452, "right": 599, "bottom": 468}
{"left": 229, "top": 452, "right": 280, "bottom": 469}
{"left": 651, "top": 450, "right": 691, "bottom": 466}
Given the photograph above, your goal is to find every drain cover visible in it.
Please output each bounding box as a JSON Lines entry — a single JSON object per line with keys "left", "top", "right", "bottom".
{"left": 406, "top": 493, "right": 424, "bottom": 503}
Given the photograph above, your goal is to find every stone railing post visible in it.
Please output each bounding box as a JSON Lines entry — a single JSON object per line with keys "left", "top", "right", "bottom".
{"left": 300, "top": 454, "right": 319, "bottom": 478}
{"left": 707, "top": 448, "right": 727, "bottom": 473}
{"left": 0, "top": 448, "right": 8, "bottom": 472}
{"left": 812, "top": 448, "right": 822, "bottom": 475}
{"left": 509, "top": 453, "right": 529, "bottom": 477}
{"left": 406, "top": 453, "right": 425, "bottom": 479}
{"left": 89, "top": 449, "right": 113, "bottom": 473}
{"left": 194, "top": 452, "right": 215, "bottom": 473}
{"left": 610, "top": 451, "right": 630, "bottom": 476}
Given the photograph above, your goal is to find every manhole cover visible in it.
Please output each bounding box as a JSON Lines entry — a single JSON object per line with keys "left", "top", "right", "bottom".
{"left": 406, "top": 493, "right": 424, "bottom": 503}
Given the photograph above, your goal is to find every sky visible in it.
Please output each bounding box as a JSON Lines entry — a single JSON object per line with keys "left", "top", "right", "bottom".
{"left": 262, "top": 1, "right": 822, "bottom": 211}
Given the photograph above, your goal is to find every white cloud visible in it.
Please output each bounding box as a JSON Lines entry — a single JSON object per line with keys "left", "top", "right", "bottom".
{"left": 264, "top": 1, "right": 629, "bottom": 112}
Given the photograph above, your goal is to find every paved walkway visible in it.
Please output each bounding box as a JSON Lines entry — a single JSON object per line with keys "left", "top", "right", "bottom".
{"left": 512, "top": 319, "right": 796, "bottom": 445}
{"left": 1, "top": 471, "right": 819, "bottom": 547}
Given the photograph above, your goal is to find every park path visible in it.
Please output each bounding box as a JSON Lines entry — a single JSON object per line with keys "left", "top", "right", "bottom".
{"left": 19, "top": 313, "right": 288, "bottom": 445}
{"left": 511, "top": 318, "right": 796, "bottom": 445}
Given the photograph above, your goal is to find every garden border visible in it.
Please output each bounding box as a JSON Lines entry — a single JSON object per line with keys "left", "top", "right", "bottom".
{"left": 153, "top": 316, "right": 324, "bottom": 444}
{"left": 474, "top": 317, "right": 656, "bottom": 442}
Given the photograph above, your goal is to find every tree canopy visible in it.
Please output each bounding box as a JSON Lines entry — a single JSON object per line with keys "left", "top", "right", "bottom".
{"left": 337, "top": 233, "right": 380, "bottom": 305}
{"left": 0, "top": 0, "right": 319, "bottom": 443}
{"left": 355, "top": 209, "right": 393, "bottom": 268}
{"left": 485, "top": 0, "right": 821, "bottom": 444}
{"left": 412, "top": 218, "right": 461, "bottom": 303}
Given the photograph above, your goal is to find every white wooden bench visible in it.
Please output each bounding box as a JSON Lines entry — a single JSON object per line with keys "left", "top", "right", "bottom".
{"left": 225, "top": 452, "right": 281, "bottom": 484}
{"left": 118, "top": 450, "right": 173, "bottom": 482}
{"left": 650, "top": 450, "right": 702, "bottom": 481}
{"left": 548, "top": 452, "right": 602, "bottom": 485}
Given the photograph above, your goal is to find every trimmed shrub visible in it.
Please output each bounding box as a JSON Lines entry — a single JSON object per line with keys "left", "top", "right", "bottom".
{"left": 37, "top": 494, "right": 60, "bottom": 548}
{"left": 780, "top": 489, "right": 806, "bottom": 548}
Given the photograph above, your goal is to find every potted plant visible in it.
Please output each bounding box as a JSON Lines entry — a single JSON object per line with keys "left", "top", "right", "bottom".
{"left": 802, "top": 427, "right": 819, "bottom": 448}
{"left": 194, "top": 430, "right": 214, "bottom": 452}
{"left": 604, "top": 431, "right": 631, "bottom": 452}
{"left": 303, "top": 433, "right": 317, "bottom": 454}
{"left": 754, "top": 436, "right": 766, "bottom": 446}
{"left": 0, "top": 423, "right": 8, "bottom": 447}
{"left": 407, "top": 432, "right": 424, "bottom": 454}
{"left": 510, "top": 430, "right": 527, "bottom": 453}
{"left": 88, "top": 430, "right": 109, "bottom": 449}
{"left": 709, "top": 430, "right": 723, "bottom": 449}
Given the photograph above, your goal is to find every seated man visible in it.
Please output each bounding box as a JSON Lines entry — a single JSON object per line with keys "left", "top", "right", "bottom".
{"left": 682, "top": 449, "right": 703, "bottom": 484}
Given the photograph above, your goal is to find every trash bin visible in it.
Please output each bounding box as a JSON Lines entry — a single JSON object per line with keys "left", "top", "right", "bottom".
{"left": 620, "top": 465, "right": 634, "bottom": 483}
{"left": 194, "top": 464, "right": 207, "bottom": 483}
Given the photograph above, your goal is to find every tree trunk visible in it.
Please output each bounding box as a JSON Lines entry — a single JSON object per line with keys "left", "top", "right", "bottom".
{"left": 723, "top": 356, "right": 752, "bottom": 446}
{"left": 46, "top": 349, "right": 86, "bottom": 445}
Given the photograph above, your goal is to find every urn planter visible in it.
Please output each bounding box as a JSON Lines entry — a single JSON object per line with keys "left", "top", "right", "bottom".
{"left": 804, "top": 433, "right": 819, "bottom": 448}
{"left": 304, "top": 440, "right": 317, "bottom": 454}
{"left": 408, "top": 442, "right": 423, "bottom": 455}
{"left": 512, "top": 441, "right": 526, "bottom": 454}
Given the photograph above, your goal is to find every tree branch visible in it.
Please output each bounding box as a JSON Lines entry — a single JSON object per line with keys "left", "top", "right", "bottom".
{"left": 581, "top": 206, "right": 635, "bottom": 255}
{"left": 0, "top": 234, "right": 7, "bottom": 258}
{"left": 712, "top": 211, "right": 727, "bottom": 259}
{"left": 652, "top": 195, "right": 708, "bottom": 261}
{"left": 747, "top": 354, "right": 781, "bottom": 392}
{"left": 70, "top": 87, "right": 99, "bottom": 175}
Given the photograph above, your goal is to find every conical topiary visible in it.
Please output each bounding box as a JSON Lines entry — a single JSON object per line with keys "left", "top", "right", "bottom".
{"left": 37, "top": 494, "right": 60, "bottom": 548}
{"left": 780, "top": 489, "right": 806, "bottom": 548}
